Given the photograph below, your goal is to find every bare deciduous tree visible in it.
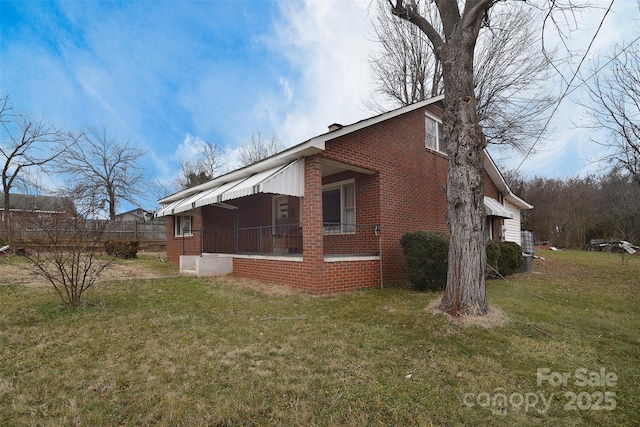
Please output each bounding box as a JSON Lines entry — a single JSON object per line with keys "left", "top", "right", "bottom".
{"left": 367, "top": 0, "right": 441, "bottom": 112}
{"left": 582, "top": 42, "right": 640, "bottom": 184}
{"left": 596, "top": 168, "right": 640, "bottom": 244}
{"left": 237, "top": 132, "right": 284, "bottom": 167}
{"left": 175, "top": 141, "right": 226, "bottom": 190}
{"left": 389, "top": 0, "right": 497, "bottom": 316}
{"left": 504, "top": 169, "right": 640, "bottom": 248}
{"left": 61, "top": 127, "right": 148, "bottom": 220}
{"left": 388, "top": 0, "right": 575, "bottom": 316}
{"left": 0, "top": 95, "right": 71, "bottom": 245}
{"left": 370, "top": 1, "right": 557, "bottom": 153}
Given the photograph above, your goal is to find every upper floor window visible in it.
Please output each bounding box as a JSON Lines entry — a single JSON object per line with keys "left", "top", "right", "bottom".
{"left": 323, "top": 180, "right": 355, "bottom": 234}
{"left": 175, "top": 215, "right": 193, "bottom": 237}
{"left": 425, "top": 114, "right": 446, "bottom": 153}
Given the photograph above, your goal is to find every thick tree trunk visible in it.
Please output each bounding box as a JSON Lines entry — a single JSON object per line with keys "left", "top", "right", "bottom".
{"left": 438, "top": 36, "right": 489, "bottom": 317}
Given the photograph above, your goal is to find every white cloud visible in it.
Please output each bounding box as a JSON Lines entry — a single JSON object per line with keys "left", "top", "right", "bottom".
{"left": 175, "top": 134, "right": 208, "bottom": 163}
{"left": 271, "top": 0, "right": 379, "bottom": 145}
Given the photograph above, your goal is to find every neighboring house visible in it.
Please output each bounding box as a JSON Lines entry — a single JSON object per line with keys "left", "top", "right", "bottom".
{"left": 0, "top": 193, "right": 76, "bottom": 232}
{"left": 155, "top": 96, "right": 532, "bottom": 293}
{"left": 115, "top": 208, "right": 157, "bottom": 223}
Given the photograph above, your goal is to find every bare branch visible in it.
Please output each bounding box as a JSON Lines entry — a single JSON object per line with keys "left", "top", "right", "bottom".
{"left": 0, "top": 95, "right": 71, "bottom": 244}
{"left": 59, "top": 127, "right": 148, "bottom": 219}
{"left": 237, "top": 132, "right": 284, "bottom": 167}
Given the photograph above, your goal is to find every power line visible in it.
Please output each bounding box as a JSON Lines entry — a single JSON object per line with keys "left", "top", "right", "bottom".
{"left": 515, "top": 0, "right": 616, "bottom": 172}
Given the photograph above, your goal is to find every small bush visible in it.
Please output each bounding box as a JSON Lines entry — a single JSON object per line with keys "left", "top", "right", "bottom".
{"left": 496, "top": 241, "right": 523, "bottom": 277}
{"left": 486, "top": 240, "right": 500, "bottom": 278}
{"left": 400, "top": 231, "right": 449, "bottom": 291}
{"left": 104, "top": 240, "right": 139, "bottom": 259}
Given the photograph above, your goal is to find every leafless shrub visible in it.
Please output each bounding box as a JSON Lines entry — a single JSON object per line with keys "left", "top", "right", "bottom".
{"left": 16, "top": 213, "right": 117, "bottom": 309}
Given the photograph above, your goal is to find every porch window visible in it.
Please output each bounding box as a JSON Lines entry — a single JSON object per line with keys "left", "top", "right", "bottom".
{"left": 323, "top": 180, "right": 355, "bottom": 234}
{"left": 425, "top": 114, "right": 446, "bottom": 153}
{"left": 175, "top": 215, "right": 193, "bottom": 237}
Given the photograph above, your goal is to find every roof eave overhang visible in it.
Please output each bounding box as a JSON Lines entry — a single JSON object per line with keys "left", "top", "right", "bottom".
{"left": 159, "top": 140, "right": 325, "bottom": 204}
{"left": 482, "top": 151, "right": 533, "bottom": 210}
{"left": 159, "top": 95, "right": 446, "bottom": 205}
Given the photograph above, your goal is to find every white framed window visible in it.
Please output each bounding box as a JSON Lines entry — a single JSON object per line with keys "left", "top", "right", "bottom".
{"left": 425, "top": 113, "right": 446, "bottom": 153}
{"left": 174, "top": 215, "right": 193, "bottom": 237}
{"left": 322, "top": 179, "right": 355, "bottom": 234}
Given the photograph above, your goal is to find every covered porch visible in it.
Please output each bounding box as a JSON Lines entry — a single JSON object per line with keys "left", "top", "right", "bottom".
{"left": 158, "top": 156, "right": 383, "bottom": 293}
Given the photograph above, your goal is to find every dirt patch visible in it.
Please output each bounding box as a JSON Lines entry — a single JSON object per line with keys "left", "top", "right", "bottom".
{"left": 0, "top": 255, "right": 175, "bottom": 288}
{"left": 426, "top": 299, "right": 509, "bottom": 329}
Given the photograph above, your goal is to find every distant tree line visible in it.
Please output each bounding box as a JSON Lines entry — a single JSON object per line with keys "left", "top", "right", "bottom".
{"left": 505, "top": 168, "right": 640, "bottom": 249}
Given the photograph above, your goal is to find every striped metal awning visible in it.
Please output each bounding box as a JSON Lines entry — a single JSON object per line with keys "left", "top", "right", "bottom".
{"left": 484, "top": 196, "right": 514, "bottom": 219}
{"left": 155, "top": 159, "right": 304, "bottom": 217}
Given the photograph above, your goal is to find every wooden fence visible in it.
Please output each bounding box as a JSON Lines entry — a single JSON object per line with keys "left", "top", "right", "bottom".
{"left": 1, "top": 220, "right": 167, "bottom": 243}
{"left": 101, "top": 220, "right": 167, "bottom": 241}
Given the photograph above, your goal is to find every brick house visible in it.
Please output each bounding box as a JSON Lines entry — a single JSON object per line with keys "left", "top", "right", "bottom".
{"left": 155, "top": 96, "right": 532, "bottom": 293}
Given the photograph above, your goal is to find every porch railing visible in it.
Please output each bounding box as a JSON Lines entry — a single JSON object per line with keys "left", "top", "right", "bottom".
{"left": 180, "top": 223, "right": 381, "bottom": 257}
{"left": 236, "top": 223, "right": 303, "bottom": 255}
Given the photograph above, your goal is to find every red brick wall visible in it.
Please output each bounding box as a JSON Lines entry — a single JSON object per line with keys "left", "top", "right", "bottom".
{"left": 319, "top": 107, "right": 449, "bottom": 284}
{"left": 164, "top": 103, "right": 510, "bottom": 292}
{"left": 319, "top": 105, "right": 502, "bottom": 285}
{"left": 233, "top": 258, "right": 380, "bottom": 294}
{"left": 166, "top": 213, "right": 203, "bottom": 264}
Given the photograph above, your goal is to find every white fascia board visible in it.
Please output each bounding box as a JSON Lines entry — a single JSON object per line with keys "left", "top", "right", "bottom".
{"left": 482, "top": 150, "right": 508, "bottom": 194}
{"left": 318, "top": 95, "right": 445, "bottom": 143}
{"left": 158, "top": 95, "right": 445, "bottom": 205}
{"left": 482, "top": 150, "right": 533, "bottom": 210}
{"left": 159, "top": 139, "right": 325, "bottom": 204}
{"left": 505, "top": 192, "right": 533, "bottom": 210}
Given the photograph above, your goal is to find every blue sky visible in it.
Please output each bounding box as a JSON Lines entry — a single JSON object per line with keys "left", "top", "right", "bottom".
{"left": 1, "top": 0, "right": 638, "bottom": 212}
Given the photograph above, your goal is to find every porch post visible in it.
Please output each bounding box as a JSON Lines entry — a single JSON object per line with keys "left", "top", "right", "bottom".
{"left": 301, "top": 156, "right": 324, "bottom": 291}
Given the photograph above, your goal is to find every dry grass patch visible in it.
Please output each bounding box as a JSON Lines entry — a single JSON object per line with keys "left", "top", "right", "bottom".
{"left": 425, "top": 298, "right": 510, "bottom": 328}
{"left": 0, "top": 253, "right": 177, "bottom": 288}
{"left": 213, "top": 275, "right": 300, "bottom": 296}
{"left": 0, "top": 250, "right": 638, "bottom": 426}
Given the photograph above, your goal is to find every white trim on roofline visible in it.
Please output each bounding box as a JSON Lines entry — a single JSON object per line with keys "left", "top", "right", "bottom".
{"left": 159, "top": 96, "right": 445, "bottom": 205}
{"left": 482, "top": 151, "right": 533, "bottom": 210}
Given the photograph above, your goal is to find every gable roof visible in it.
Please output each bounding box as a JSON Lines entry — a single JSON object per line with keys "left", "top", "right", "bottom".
{"left": 159, "top": 96, "right": 446, "bottom": 206}
{"left": 0, "top": 193, "right": 75, "bottom": 213}
{"left": 157, "top": 95, "right": 531, "bottom": 213}
{"left": 482, "top": 154, "right": 533, "bottom": 210}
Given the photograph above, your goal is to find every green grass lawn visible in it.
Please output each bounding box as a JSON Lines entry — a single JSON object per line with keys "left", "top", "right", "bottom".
{"left": 1, "top": 251, "right": 638, "bottom": 426}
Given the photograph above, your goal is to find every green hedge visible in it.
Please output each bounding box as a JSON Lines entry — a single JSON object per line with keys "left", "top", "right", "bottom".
{"left": 401, "top": 232, "right": 524, "bottom": 290}
{"left": 104, "top": 240, "right": 139, "bottom": 259}
{"left": 486, "top": 240, "right": 501, "bottom": 278}
{"left": 400, "top": 231, "right": 449, "bottom": 291}
{"left": 495, "top": 241, "right": 524, "bottom": 277}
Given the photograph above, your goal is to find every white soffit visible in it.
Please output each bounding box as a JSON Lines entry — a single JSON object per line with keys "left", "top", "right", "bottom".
{"left": 484, "top": 196, "right": 514, "bottom": 219}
